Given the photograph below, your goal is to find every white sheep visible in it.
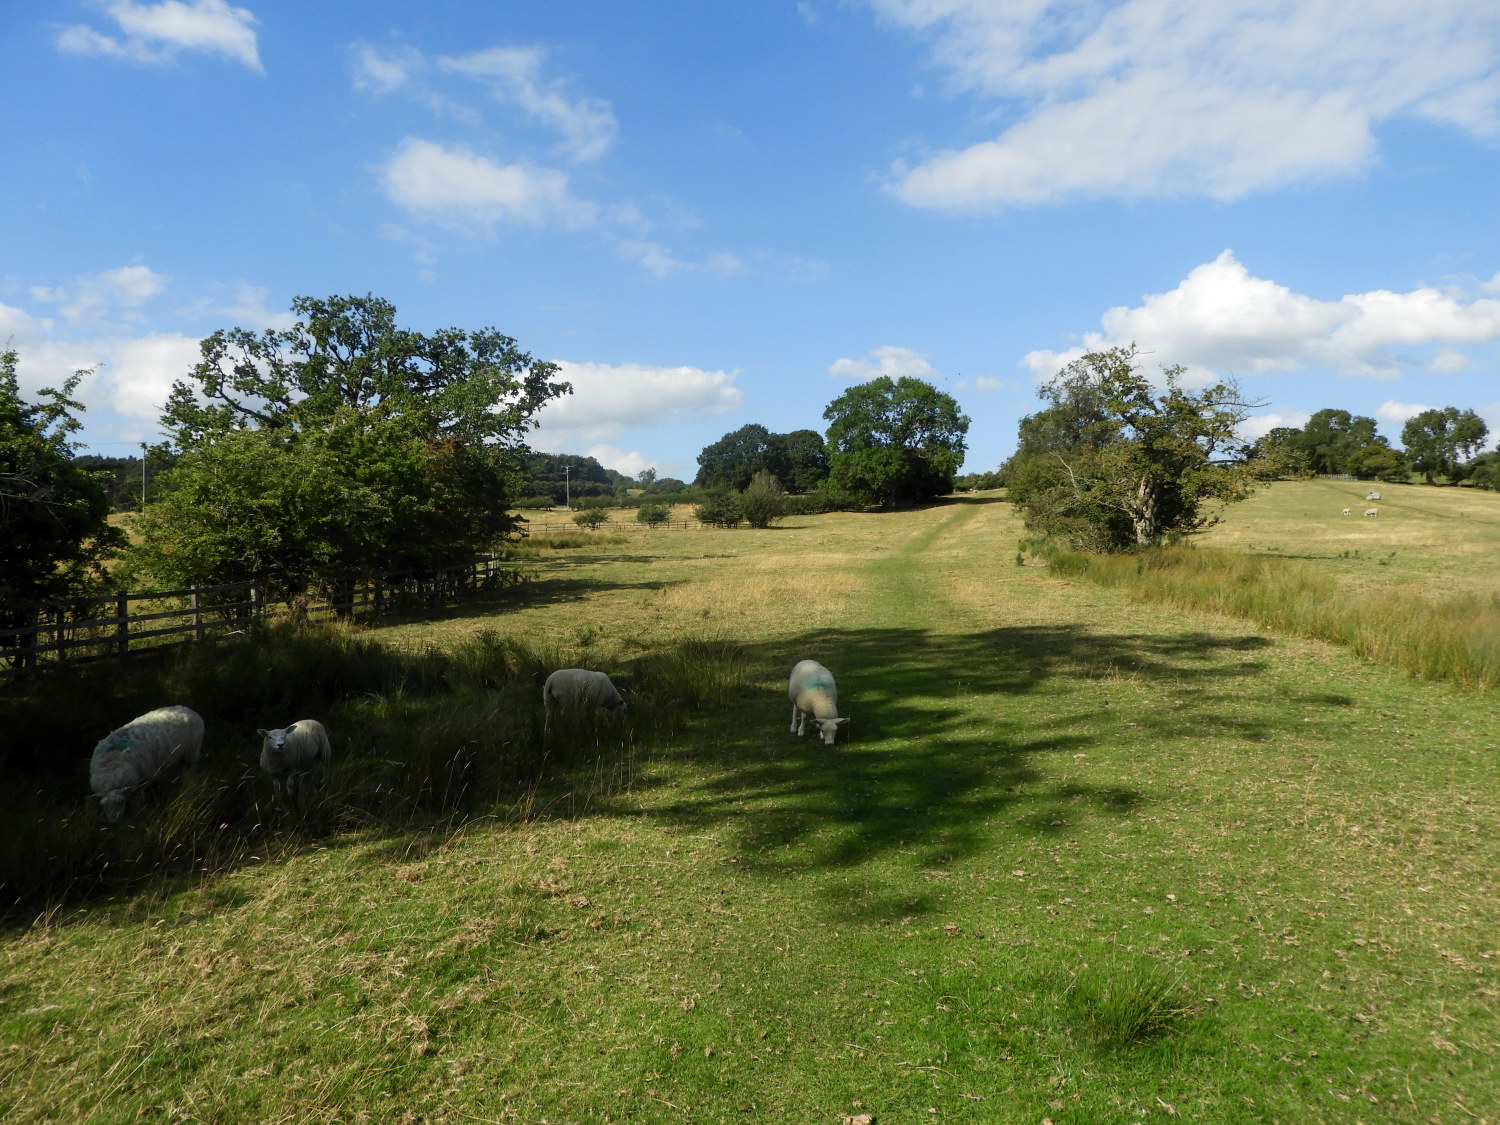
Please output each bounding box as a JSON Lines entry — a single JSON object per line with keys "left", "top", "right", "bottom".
{"left": 1364, "top": 508, "right": 1378, "bottom": 517}
{"left": 1340, "top": 507, "right": 1351, "bottom": 516}
{"left": 788, "top": 659, "right": 849, "bottom": 746}
{"left": 257, "top": 719, "right": 332, "bottom": 802}
{"left": 89, "top": 705, "right": 205, "bottom": 823}
{"left": 543, "top": 669, "right": 627, "bottom": 732}
{"left": 1367, "top": 491, "right": 1381, "bottom": 501}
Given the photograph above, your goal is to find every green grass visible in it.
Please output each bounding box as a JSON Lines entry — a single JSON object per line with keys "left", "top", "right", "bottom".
{"left": 3, "top": 494, "right": 1497, "bottom": 1123}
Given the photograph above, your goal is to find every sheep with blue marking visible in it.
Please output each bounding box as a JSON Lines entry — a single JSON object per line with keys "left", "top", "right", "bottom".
{"left": 257, "top": 719, "right": 332, "bottom": 804}
{"left": 788, "top": 659, "right": 849, "bottom": 745}
{"left": 543, "top": 669, "right": 627, "bottom": 732}
{"left": 89, "top": 705, "right": 205, "bottom": 823}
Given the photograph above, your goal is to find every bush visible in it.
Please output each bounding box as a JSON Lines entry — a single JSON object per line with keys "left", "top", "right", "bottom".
{"left": 573, "top": 509, "right": 611, "bottom": 530}
{"left": 693, "top": 490, "right": 743, "bottom": 528}
{"left": 740, "top": 471, "right": 788, "bottom": 529}
{"left": 636, "top": 503, "right": 671, "bottom": 527}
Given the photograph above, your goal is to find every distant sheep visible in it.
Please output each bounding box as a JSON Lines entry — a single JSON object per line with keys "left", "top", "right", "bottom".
{"left": 1367, "top": 491, "right": 1381, "bottom": 501}
{"left": 89, "top": 705, "right": 204, "bottom": 824}
{"left": 257, "top": 719, "right": 332, "bottom": 803}
{"left": 543, "top": 669, "right": 627, "bottom": 731}
{"left": 1340, "top": 507, "right": 1351, "bottom": 516}
{"left": 788, "top": 659, "right": 849, "bottom": 746}
{"left": 1364, "top": 508, "right": 1378, "bottom": 517}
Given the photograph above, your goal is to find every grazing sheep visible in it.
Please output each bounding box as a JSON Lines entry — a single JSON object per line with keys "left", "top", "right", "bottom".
{"left": 788, "top": 659, "right": 849, "bottom": 746}
{"left": 1340, "top": 507, "right": 1351, "bottom": 516}
{"left": 543, "top": 669, "right": 627, "bottom": 731}
{"left": 1367, "top": 491, "right": 1381, "bottom": 501}
{"left": 257, "top": 719, "right": 332, "bottom": 803}
{"left": 1364, "top": 508, "right": 1378, "bottom": 517}
{"left": 89, "top": 705, "right": 205, "bottom": 824}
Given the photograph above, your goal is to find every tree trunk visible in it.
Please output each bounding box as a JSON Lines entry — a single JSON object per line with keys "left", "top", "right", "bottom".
{"left": 1130, "top": 477, "right": 1159, "bottom": 545}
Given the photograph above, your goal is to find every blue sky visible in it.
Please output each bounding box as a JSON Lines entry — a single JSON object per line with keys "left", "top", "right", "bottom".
{"left": 4, "top": 0, "right": 1499, "bottom": 480}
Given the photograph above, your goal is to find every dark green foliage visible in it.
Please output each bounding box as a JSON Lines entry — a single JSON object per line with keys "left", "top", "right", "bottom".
{"left": 1346, "top": 442, "right": 1408, "bottom": 482}
{"left": 636, "top": 503, "right": 671, "bottom": 527}
{"left": 738, "top": 471, "right": 788, "bottom": 528}
{"left": 72, "top": 451, "right": 178, "bottom": 512}
{"left": 823, "top": 376, "right": 970, "bottom": 508}
{"left": 695, "top": 424, "right": 829, "bottom": 492}
{"left": 1006, "top": 345, "right": 1279, "bottom": 550}
{"left": 521, "top": 451, "right": 622, "bottom": 504}
{"left": 693, "top": 489, "right": 743, "bottom": 527}
{"left": 1401, "top": 407, "right": 1490, "bottom": 484}
{"left": 130, "top": 296, "right": 567, "bottom": 597}
{"left": 1283, "top": 408, "right": 1382, "bottom": 475}
{"left": 572, "top": 508, "right": 611, "bottom": 530}
{"left": 1463, "top": 451, "right": 1500, "bottom": 490}
{"left": 0, "top": 351, "right": 125, "bottom": 609}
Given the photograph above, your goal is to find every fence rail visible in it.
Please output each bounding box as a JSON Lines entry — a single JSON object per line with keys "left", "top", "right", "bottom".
{"left": 0, "top": 555, "right": 521, "bottom": 681}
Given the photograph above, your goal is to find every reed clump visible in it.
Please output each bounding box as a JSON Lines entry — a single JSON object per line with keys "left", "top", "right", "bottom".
{"left": 1034, "top": 541, "right": 1500, "bottom": 690}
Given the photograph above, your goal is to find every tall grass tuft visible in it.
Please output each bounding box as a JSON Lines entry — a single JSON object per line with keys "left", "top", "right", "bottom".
{"left": 1032, "top": 540, "right": 1500, "bottom": 690}
{"left": 1064, "top": 960, "right": 1200, "bottom": 1049}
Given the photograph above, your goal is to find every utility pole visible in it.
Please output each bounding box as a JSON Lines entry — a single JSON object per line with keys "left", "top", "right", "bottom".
{"left": 564, "top": 465, "right": 570, "bottom": 509}
{"left": 140, "top": 443, "right": 148, "bottom": 508}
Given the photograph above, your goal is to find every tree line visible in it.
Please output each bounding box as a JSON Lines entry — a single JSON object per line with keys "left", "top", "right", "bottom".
{"left": 2, "top": 296, "right": 975, "bottom": 620}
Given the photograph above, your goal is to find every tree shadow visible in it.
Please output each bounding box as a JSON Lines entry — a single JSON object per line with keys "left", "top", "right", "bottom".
{"left": 617, "top": 623, "right": 1278, "bottom": 913}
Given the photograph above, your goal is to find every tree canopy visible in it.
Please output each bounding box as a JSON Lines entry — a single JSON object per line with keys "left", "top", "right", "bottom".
{"left": 1006, "top": 346, "right": 1279, "bottom": 550}
{"left": 694, "top": 424, "right": 829, "bottom": 493}
{"left": 1, "top": 351, "right": 124, "bottom": 608}
{"left": 132, "top": 295, "right": 568, "bottom": 596}
{"left": 1401, "top": 407, "right": 1490, "bottom": 485}
{"left": 822, "top": 376, "right": 969, "bottom": 508}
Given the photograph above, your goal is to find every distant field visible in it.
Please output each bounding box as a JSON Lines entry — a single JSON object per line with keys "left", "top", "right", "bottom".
{"left": 1199, "top": 479, "right": 1500, "bottom": 596}
{"left": 4, "top": 495, "right": 1496, "bottom": 1124}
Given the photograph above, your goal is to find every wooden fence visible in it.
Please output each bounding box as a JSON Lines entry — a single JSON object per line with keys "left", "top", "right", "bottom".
{"left": 0, "top": 555, "right": 522, "bottom": 680}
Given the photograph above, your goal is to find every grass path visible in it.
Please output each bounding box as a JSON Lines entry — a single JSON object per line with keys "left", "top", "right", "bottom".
{"left": 4, "top": 499, "right": 1497, "bottom": 1124}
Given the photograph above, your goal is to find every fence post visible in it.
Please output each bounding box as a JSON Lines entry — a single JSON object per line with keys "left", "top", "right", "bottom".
{"left": 116, "top": 593, "right": 129, "bottom": 657}
{"left": 192, "top": 585, "right": 205, "bottom": 642}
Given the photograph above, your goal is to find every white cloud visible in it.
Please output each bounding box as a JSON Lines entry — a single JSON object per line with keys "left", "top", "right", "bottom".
{"left": 1022, "top": 250, "right": 1500, "bottom": 385}
{"left": 1376, "top": 400, "right": 1434, "bottom": 424}
{"left": 828, "top": 345, "right": 937, "bottom": 381}
{"left": 351, "top": 42, "right": 419, "bottom": 95}
{"left": 98, "top": 333, "right": 203, "bottom": 420}
{"left": 1240, "top": 409, "right": 1313, "bottom": 440}
{"left": 583, "top": 444, "right": 657, "bottom": 478}
{"left": 438, "top": 46, "right": 618, "bottom": 163}
{"left": 532, "top": 360, "right": 743, "bottom": 444}
{"left": 58, "top": 0, "right": 263, "bottom": 73}
{"left": 873, "top": 0, "right": 1500, "bottom": 208}
{"left": 614, "top": 240, "right": 748, "bottom": 279}
{"left": 30, "top": 265, "right": 168, "bottom": 322}
{"left": 379, "top": 138, "right": 597, "bottom": 230}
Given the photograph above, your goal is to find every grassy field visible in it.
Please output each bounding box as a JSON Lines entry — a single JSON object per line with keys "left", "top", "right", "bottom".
{"left": 3, "top": 494, "right": 1497, "bottom": 1124}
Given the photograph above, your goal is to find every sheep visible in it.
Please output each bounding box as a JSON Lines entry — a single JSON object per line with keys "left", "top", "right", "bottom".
{"left": 1367, "top": 491, "right": 1381, "bottom": 501}
{"left": 89, "top": 705, "right": 204, "bottom": 824}
{"left": 1364, "top": 508, "right": 1378, "bottom": 517}
{"left": 257, "top": 719, "right": 332, "bottom": 804}
{"left": 788, "top": 659, "right": 849, "bottom": 746}
{"left": 542, "top": 669, "right": 627, "bottom": 732}
{"left": 1340, "top": 507, "right": 1351, "bottom": 516}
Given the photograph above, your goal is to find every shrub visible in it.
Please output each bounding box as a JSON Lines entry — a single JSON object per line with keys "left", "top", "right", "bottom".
{"left": 693, "top": 490, "right": 743, "bottom": 528}
{"left": 572, "top": 509, "right": 611, "bottom": 530}
{"left": 739, "top": 471, "right": 788, "bottom": 529}
{"left": 636, "top": 503, "right": 671, "bottom": 528}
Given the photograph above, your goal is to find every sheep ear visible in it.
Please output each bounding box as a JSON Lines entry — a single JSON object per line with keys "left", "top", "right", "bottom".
{"left": 836, "top": 717, "right": 850, "bottom": 725}
{"left": 256, "top": 729, "right": 269, "bottom": 738}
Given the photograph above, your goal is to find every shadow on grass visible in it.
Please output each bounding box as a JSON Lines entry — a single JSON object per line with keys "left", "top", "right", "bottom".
{"left": 625, "top": 623, "right": 1276, "bottom": 895}
{"left": 2, "top": 617, "right": 1280, "bottom": 932}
